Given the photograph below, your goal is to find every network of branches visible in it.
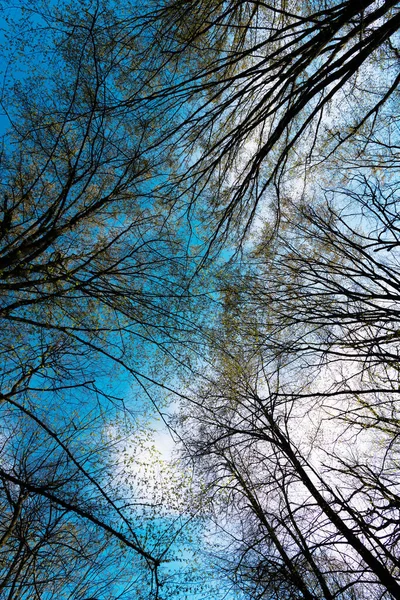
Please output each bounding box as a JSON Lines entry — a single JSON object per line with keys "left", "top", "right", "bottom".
{"left": 0, "top": 0, "right": 399, "bottom": 599}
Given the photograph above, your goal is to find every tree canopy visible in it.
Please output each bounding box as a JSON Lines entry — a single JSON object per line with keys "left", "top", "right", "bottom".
{"left": 0, "top": 0, "right": 399, "bottom": 598}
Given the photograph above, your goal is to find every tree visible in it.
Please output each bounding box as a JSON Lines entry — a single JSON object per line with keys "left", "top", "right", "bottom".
{"left": 0, "top": 402, "right": 204, "bottom": 599}
{"left": 136, "top": 0, "right": 400, "bottom": 246}
{"left": 0, "top": 1, "right": 205, "bottom": 596}
{"left": 0, "top": 429, "right": 123, "bottom": 600}
{"left": 178, "top": 170, "right": 400, "bottom": 598}
{"left": 1, "top": 0, "right": 400, "bottom": 597}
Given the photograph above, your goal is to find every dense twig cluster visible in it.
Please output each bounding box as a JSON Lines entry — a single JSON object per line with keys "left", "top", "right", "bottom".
{"left": 0, "top": 0, "right": 399, "bottom": 598}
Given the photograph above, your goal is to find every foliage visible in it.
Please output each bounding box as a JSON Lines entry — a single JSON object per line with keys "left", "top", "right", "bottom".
{"left": 0, "top": 1, "right": 205, "bottom": 597}
{"left": 0, "top": 0, "right": 400, "bottom": 598}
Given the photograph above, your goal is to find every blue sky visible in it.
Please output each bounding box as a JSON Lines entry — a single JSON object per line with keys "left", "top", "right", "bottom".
{"left": 0, "top": 2, "right": 247, "bottom": 598}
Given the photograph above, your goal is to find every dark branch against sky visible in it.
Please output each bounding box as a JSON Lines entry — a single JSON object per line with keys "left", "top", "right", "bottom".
{"left": 0, "top": 1, "right": 399, "bottom": 599}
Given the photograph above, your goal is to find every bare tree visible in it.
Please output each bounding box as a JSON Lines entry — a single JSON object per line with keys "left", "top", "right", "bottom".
{"left": 131, "top": 0, "right": 400, "bottom": 245}
{"left": 178, "top": 169, "right": 400, "bottom": 598}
